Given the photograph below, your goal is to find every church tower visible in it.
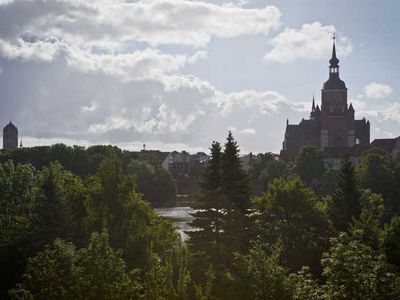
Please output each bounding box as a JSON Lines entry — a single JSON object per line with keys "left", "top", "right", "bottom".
{"left": 3, "top": 121, "right": 18, "bottom": 151}
{"left": 319, "top": 36, "right": 355, "bottom": 149}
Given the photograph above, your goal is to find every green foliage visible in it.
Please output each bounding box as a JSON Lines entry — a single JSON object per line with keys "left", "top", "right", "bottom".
{"left": 383, "top": 215, "right": 400, "bottom": 267}
{"left": 258, "top": 159, "right": 288, "bottom": 189}
{"left": 29, "top": 162, "right": 83, "bottom": 253}
{"left": 188, "top": 142, "right": 226, "bottom": 280}
{"left": 127, "top": 158, "right": 176, "bottom": 206}
{"left": 5, "top": 139, "right": 400, "bottom": 299}
{"left": 199, "top": 142, "right": 222, "bottom": 192}
{"left": 188, "top": 133, "right": 252, "bottom": 299}
{"left": 252, "top": 177, "right": 332, "bottom": 273}
{"left": 0, "top": 161, "right": 36, "bottom": 297}
{"left": 237, "top": 242, "right": 291, "bottom": 300}
{"left": 9, "top": 232, "right": 142, "bottom": 300}
{"left": 193, "top": 265, "right": 216, "bottom": 300}
{"left": 349, "top": 191, "right": 384, "bottom": 250}
{"left": 327, "top": 156, "right": 362, "bottom": 232}
{"left": 1, "top": 144, "right": 176, "bottom": 207}
{"left": 290, "top": 267, "right": 326, "bottom": 300}
{"left": 85, "top": 155, "right": 182, "bottom": 273}
{"left": 292, "top": 233, "right": 400, "bottom": 300}
{"left": 249, "top": 152, "right": 288, "bottom": 194}
{"left": 0, "top": 160, "right": 36, "bottom": 248}
{"left": 357, "top": 148, "right": 398, "bottom": 212}
{"left": 322, "top": 232, "right": 398, "bottom": 300}
{"left": 293, "top": 146, "right": 325, "bottom": 186}
{"left": 221, "top": 132, "right": 250, "bottom": 211}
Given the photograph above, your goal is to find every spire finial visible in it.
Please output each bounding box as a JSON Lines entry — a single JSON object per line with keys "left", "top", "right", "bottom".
{"left": 329, "top": 32, "right": 339, "bottom": 68}
{"left": 312, "top": 94, "right": 315, "bottom": 110}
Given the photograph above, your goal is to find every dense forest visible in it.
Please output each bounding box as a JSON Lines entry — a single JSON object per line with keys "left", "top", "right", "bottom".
{"left": 1, "top": 133, "right": 400, "bottom": 299}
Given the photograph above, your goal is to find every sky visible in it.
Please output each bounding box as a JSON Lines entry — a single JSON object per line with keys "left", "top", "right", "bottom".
{"left": 0, "top": 0, "right": 399, "bottom": 154}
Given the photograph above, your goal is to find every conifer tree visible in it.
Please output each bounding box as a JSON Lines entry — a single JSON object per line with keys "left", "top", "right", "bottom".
{"left": 188, "top": 142, "right": 226, "bottom": 279}
{"left": 327, "top": 156, "right": 362, "bottom": 232}
{"left": 221, "top": 132, "right": 250, "bottom": 211}
{"left": 29, "top": 162, "right": 80, "bottom": 253}
{"left": 220, "top": 132, "right": 252, "bottom": 273}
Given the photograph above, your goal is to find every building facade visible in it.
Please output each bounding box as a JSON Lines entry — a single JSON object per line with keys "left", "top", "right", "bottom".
{"left": 280, "top": 38, "right": 370, "bottom": 161}
{"left": 3, "top": 121, "right": 18, "bottom": 151}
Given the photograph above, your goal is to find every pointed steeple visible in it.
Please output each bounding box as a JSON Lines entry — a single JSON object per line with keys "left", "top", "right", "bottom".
{"left": 349, "top": 102, "right": 354, "bottom": 111}
{"left": 315, "top": 104, "right": 320, "bottom": 112}
{"left": 323, "top": 33, "right": 346, "bottom": 90}
{"left": 329, "top": 33, "right": 339, "bottom": 68}
{"left": 312, "top": 94, "right": 315, "bottom": 111}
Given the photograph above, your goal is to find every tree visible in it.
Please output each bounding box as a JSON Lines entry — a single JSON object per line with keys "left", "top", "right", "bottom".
{"left": 249, "top": 153, "right": 288, "bottom": 194}
{"left": 293, "top": 146, "right": 325, "bottom": 186}
{"left": 221, "top": 131, "right": 250, "bottom": 211}
{"left": 252, "top": 177, "right": 332, "bottom": 273}
{"left": 291, "top": 233, "right": 400, "bottom": 300}
{"left": 85, "top": 154, "right": 189, "bottom": 296}
{"left": 188, "top": 142, "right": 227, "bottom": 282}
{"left": 383, "top": 215, "right": 400, "bottom": 267}
{"left": 0, "top": 161, "right": 37, "bottom": 297}
{"left": 237, "top": 242, "right": 292, "bottom": 300}
{"left": 357, "top": 148, "right": 397, "bottom": 213}
{"left": 327, "top": 156, "right": 362, "bottom": 232}
{"left": 10, "top": 232, "right": 142, "bottom": 300}
{"left": 349, "top": 191, "right": 384, "bottom": 251}
{"left": 321, "top": 232, "right": 398, "bottom": 300}
{"left": 198, "top": 142, "right": 222, "bottom": 192}
{"left": 127, "top": 158, "right": 176, "bottom": 206}
{"left": 258, "top": 159, "right": 288, "bottom": 189}
{"left": 29, "top": 162, "right": 83, "bottom": 253}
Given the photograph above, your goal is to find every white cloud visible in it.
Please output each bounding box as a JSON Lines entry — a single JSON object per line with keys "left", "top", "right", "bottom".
{"left": 0, "top": 0, "right": 281, "bottom": 56}
{"left": 240, "top": 128, "right": 256, "bottom": 135}
{"left": 188, "top": 50, "right": 208, "bottom": 64}
{"left": 0, "top": 38, "right": 60, "bottom": 62}
{"left": 381, "top": 103, "right": 400, "bottom": 124}
{"left": 66, "top": 47, "right": 188, "bottom": 81}
{"left": 363, "top": 82, "right": 393, "bottom": 99}
{"left": 207, "top": 89, "right": 308, "bottom": 117}
{"left": 264, "top": 22, "right": 352, "bottom": 63}
{"left": 0, "top": 0, "right": 14, "bottom": 5}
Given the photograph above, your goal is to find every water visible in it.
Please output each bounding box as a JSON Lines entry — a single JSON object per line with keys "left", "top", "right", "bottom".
{"left": 154, "top": 206, "right": 197, "bottom": 241}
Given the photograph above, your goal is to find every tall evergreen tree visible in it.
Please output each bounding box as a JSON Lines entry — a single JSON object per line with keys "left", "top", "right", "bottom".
{"left": 221, "top": 131, "right": 250, "bottom": 211}
{"left": 188, "top": 142, "right": 226, "bottom": 280}
{"left": 29, "top": 162, "right": 80, "bottom": 253}
{"left": 327, "top": 156, "right": 362, "bottom": 232}
{"left": 199, "top": 141, "right": 222, "bottom": 192}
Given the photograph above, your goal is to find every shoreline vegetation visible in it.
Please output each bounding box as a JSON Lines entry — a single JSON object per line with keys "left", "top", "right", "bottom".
{"left": 2, "top": 132, "right": 400, "bottom": 299}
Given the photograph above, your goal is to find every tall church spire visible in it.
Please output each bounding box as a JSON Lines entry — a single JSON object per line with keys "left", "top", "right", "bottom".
{"left": 329, "top": 34, "right": 339, "bottom": 70}
{"left": 323, "top": 34, "right": 346, "bottom": 90}
{"left": 312, "top": 94, "right": 315, "bottom": 111}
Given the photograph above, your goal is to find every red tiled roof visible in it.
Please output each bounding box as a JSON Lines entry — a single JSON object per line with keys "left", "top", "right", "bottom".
{"left": 140, "top": 150, "right": 169, "bottom": 164}
{"left": 370, "top": 139, "right": 397, "bottom": 154}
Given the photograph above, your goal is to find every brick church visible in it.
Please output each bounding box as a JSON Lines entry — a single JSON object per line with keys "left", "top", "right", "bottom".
{"left": 280, "top": 38, "right": 370, "bottom": 161}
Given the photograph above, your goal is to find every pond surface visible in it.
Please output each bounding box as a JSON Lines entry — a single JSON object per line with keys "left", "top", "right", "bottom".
{"left": 154, "top": 206, "right": 198, "bottom": 241}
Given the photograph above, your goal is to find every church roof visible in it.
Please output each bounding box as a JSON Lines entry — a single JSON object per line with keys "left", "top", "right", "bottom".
{"left": 323, "top": 74, "right": 347, "bottom": 90}
{"left": 370, "top": 138, "right": 397, "bottom": 154}
{"left": 329, "top": 38, "right": 339, "bottom": 68}
{"left": 323, "top": 37, "right": 347, "bottom": 90}
{"left": 3, "top": 121, "right": 17, "bottom": 131}
{"left": 284, "top": 124, "right": 299, "bottom": 137}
